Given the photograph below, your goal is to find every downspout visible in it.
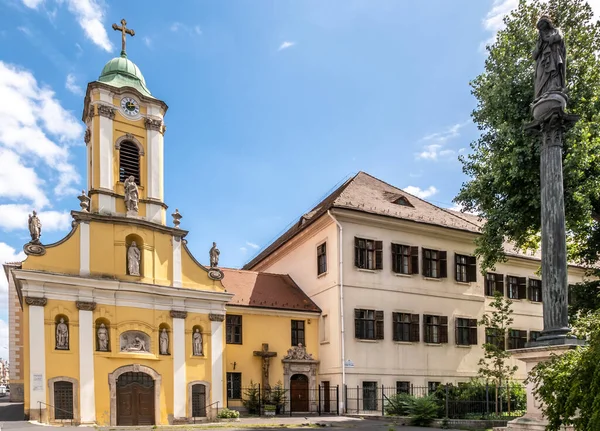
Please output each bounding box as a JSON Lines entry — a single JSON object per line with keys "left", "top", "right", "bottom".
{"left": 327, "top": 210, "right": 345, "bottom": 413}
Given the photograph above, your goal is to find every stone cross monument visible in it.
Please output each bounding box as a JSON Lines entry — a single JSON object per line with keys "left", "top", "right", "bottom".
{"left": 253, "top": 343, "right": 277, "bottom": 391}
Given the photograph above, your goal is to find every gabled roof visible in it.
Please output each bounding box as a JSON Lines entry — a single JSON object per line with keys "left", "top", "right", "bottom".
{"left": 221, "top": 268, "right": 321, "bottom": 313}
{"left": 243, "top": 171, "right": 481, "bottom": 269}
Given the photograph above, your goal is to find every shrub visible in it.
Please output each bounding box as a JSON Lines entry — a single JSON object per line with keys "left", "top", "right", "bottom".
{"left": 384, "top": 393, "right": 413, "bottom": 416}
{"left": 217, "top": 408, "right": 239, "bottom": 419}
{"left": 408, "top": 395, "right": 440, "bottom": 427}
{"left": 242, "top": 381, "right": 261, "bottom": 414}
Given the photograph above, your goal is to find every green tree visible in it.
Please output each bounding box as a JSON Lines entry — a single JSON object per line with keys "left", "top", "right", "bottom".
{"left": 478, "top": 292, "right": 518, "bottom": 414}
{"left": 454, "top": 0, "right": 600, "bottom": 273}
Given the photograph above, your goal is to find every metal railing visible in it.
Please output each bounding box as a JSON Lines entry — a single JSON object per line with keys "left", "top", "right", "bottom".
{"left": 38, "top": 401, "right": 74, "bottom": 426}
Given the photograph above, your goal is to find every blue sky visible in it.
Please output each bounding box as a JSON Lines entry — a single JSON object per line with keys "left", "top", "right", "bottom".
{"left": 0, "top": 0, "right": 578, "bottom": 354}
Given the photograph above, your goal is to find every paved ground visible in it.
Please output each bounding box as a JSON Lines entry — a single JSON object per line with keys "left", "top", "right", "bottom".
{"left": 0, "top": 401, "right": 463, "bottom": 431}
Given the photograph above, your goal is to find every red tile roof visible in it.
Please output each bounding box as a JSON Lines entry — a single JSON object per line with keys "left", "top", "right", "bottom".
{"left": 221, "top": 268, "right": 321, "bottom": 313}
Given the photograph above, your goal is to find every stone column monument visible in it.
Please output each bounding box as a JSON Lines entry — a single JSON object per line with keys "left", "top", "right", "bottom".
{"left": 506, "top": 15, "right": 584, "bottom": 431}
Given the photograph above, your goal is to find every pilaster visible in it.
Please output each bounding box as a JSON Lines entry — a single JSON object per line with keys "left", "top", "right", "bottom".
{"left": 171, "top": 310, "right": 187, "bottom": 419}
{"left": 77, "top": 301, "right": 96, "bottom": 423}
{"left": 210, "top": 313, "right": 225, "bottom": 408}
{"left": 172, "top": 237, "right": 182, "bottom": 287}
{"left": 79, "top": 222, "right": 90, "bottom": 276}
{"left": 26, "top": 296, "right": 47, "bottom": 421}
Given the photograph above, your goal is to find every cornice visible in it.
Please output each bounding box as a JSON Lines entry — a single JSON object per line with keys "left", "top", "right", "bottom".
{"left": 71, "top": 210, "right": 183, "bottom": 237}
{"left": 226, "top": 305, "right": 321, "bottom": 318}
{"left": 87, "top": 190, "right": 169, "bottom": 210}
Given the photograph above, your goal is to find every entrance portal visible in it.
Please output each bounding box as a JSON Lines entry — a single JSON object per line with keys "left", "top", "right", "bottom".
{"left": 116, "top": 372, "right": 155, "bottom": 425}
{"left": 290, "top": 374, "right": 309, "bottom": 412}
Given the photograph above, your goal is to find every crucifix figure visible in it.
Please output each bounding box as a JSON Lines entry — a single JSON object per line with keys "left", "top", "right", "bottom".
{"left": 253, "top": 343, "right": 277, "bottom": 391}
{"left": 112, "top": 18, "right": 135, "bottom": 55}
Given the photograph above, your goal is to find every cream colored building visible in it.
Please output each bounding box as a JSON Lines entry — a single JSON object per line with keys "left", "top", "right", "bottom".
{"left": 244, "top": 172, "right": 588, "bottom": 409}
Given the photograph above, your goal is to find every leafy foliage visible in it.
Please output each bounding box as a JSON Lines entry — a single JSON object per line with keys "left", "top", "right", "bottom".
{"left": 408, "top": 395, "right": 441, "bottom": 426}
{"left": 384, "top": 392, "right": 413, "bottom": 416}
{"left": 217, "top": 408, "right": 240, "bottom": 419}
{"left": 241, "top": 381, "right": 261, "bottom": 414}
{"left": 477, "top": 292, "right": 518, "bottom": 390}
{"left": 454, "top": 0, "right": 600, "bottom": 272}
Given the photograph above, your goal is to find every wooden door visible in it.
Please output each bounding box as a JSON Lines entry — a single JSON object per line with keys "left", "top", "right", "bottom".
{"left": 322, "top": 381, "right": 330, "bottom": 413}
{"left": 290, "top": 374, "right": 309, "bottom": 412}
{"left": 117, "top": 372, "right": 155, "bottom": 425}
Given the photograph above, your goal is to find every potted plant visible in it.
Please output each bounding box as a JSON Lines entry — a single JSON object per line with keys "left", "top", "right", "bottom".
{"left": 263, "top": 404, "right": 276, "bottom": 416}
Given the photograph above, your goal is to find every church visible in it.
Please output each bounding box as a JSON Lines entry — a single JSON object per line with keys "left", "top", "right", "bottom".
{"left": 4, "top": 20, "right": 322, "bottom": 425}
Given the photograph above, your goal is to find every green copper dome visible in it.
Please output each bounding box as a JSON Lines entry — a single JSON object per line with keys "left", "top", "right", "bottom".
{"left": 98, "top": 53, "right": 152, "bottom": 97}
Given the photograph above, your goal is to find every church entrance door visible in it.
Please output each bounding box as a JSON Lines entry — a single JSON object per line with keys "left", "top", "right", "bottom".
{"left": 290, "top": 374, "right": 309, "bottom": 412}
{"left": 116, "top": 372, "right": 155, "bottom": 425}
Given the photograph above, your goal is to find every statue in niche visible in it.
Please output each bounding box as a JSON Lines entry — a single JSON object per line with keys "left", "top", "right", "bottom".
{"left": 193, "top": 328, "right": 203, "bottom": 356}
{"left": 122, "top": 335, "right": 147, "bottom": 352}
{"left": 124, "top": 175, "right": 139, "bottom": 213}
{"left": 127, "top": 241, "right": 141, "bottom": 276}
{"left": 159, "top": 328, "right": 169, "bottom": 355}
{"left": 533, "top": 15, "right": 566, "bottom": 101}
{"left": 28, "top": 211, "right": 42, "bottom": 243}
{"left": 97, "top": 323, "right": 109, "bottom": 351}
{"left": 209, "top": 242, "right": 220, "bottom": 267}
{"left": 56, "top": 318, "right": 69, "bottom": 350}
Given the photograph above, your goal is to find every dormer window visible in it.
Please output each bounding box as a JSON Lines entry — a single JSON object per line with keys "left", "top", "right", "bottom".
{"left": 119, "top": 140, "right": 140, "bottom": 184}
{"left": 393, "top": 196, "right": 413, "bottom": 207}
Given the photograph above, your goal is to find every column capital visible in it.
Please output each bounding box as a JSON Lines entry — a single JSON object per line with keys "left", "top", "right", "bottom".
{"left": 144, "top": 118, "right": 163, "bottom": 132}
{"left": 209, "top": 313, "right": 225, "bottom": 322}
{"left": 97, "top": 104, "right": 116, "bottom": 120}
{"left": 170, "top": 310, "right": 188, "bottom": 319}
{"left": 25, "top": 297, "right": 47, "bottom": 307}
{"left": 76, "top": 301, "right": 97, "bottom": 311}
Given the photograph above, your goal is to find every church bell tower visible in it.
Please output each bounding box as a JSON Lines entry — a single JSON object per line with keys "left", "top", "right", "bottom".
{"left": 82, "top": 19, "right": 168, "bottom": 224}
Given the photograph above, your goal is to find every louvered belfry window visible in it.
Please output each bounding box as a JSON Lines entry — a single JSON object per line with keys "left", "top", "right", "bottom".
{"left": 119, "top": 141, "right": 140, "bottom": 184}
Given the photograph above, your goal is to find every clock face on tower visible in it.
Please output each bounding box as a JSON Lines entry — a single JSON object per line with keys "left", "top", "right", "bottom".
{"left": 120, "top": 97, "right": 139, "bottom": 116}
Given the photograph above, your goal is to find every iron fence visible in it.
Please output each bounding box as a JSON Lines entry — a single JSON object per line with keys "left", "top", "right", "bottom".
{"left": 226, "top": 383, "right": 339, "bottom": 416}
{"left": 344, "top": 384, "right": 526, "bottom": 419}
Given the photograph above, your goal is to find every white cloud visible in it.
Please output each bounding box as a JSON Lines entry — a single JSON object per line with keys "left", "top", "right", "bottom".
{"left": 143, "top": 36, "right": 152, "bottom": 48}
{"left": 21, "top": 0, "right": 112, "bottom": 52}
{"left": 65, "top": 73, "right": 83, "bottom": 95}
{"left": 0, "top": 61, "right": 82, "bottom": 222}
{"left": 403, "top": 185, "right": 439, "bottom": 199}
{"left": 278, "top": 41, "right": 295, "bottom": 51}
{"left": 240, "top": 246, "right": 248, "bottom": 254}
{"left": 416, "top": 122, "right": 467, "bottom": 161}
{"left": 17, "top": 26, "right": 32, "bottom": 37}
{"left": 246, "top": 242, "right": 260, "bottom": 250}
{"left": 170, "top": 22, "right": 202, "bottom": 37}
{"left": 0, "top": 205, "right": 71, "bottom": 232}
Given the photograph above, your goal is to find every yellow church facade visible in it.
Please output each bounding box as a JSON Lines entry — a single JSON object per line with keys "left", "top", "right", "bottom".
{"left": 5, "top": 21, "right": 322, "bottom": 426}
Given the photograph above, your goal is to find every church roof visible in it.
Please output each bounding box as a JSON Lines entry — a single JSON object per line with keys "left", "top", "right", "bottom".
{"left": 221, "top": 269, "right": 321, "bottom": 313}
{"left": 98, "top": 53, "right": 152, "bottom": 97}
{"left": 243, "top": 171, "right": 481, "bottom": 269}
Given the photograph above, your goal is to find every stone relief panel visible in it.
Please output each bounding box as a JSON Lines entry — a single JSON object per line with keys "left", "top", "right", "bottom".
{"left": 120, "top": 330, "right": 151, "bottom": 353}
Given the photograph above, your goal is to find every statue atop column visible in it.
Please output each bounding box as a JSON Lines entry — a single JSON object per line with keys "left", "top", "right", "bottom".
{"left": 28, "top": 211, "right": 42, "bottom": 244}
{"left": 533, "top": 15, "right": 566, "bottom": 102}
{"left": 209, "top": 242, "right": 220, "bottom": 267}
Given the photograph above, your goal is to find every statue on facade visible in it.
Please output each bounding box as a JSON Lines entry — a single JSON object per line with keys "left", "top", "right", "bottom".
{"left": 97, "top": 323, "right": 109, "bottom": 351}
{"left": 193, "top": 328, "right": 203, "bottom": 356}
{"left": 56, "top": 318, "right": 69, "bottom": 350}
{"left": 159, "top": 328, "right": 169, "bottom": 355}
{"left": 124, "top": 175, "right": 139, "bottom": 213}
{"left": 127, "top": 241, "right": 141, "bottom": 276}
{"left": 28, "top": 211, "right": 42, "bottom": 244}
{"left": 209, "top": 242, "right": 220, "bottom": 267}
{"left": 533, "top": 15, "right": 566, "bottom": 102}
{"left": 125, "top": 336, "right": 147, "bottom": 352}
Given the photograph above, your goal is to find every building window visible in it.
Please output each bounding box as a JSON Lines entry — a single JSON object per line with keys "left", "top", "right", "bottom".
{"left": 226, "top": 373, "right": 242, "bottom": 399}
{"left": 119, "top": 140, "right": 140, "bottom": 184}
{"left": 428, "top": 381, "right": 441, "bottom": 395}
{"left": 508, "top": 329, "right": 528, "bottom": 349}
{"left": 354, "top": 309, "right": 384, "bottom": 340}
{"left": 392, "top": 313, "right": 419, "bottom": 342}
{"left": 362, "top": 382, "right": 378, "bottom": 411}
{"left": 455, "top": 254, "right": 477, "bottom": 282}
{"left": 396, "top": 381, "right": 411, "bottom": 394}
{"left": 53, "top": 381, "right": 74, "bottom": 420}
{"left": 422, "top": 249, "right": 447, "bottom": 278}
{"left": 455, "top": 318, "right": 478, "bottom": 346}
{"left": 529, "top": 279, "right": 542, "bottom": 302}
{"left": 485, "top": 327, "right": 505, "bottom": 351}
{"left": 529, "top": 331, "right": 542, "bottom": 342}
{"left": 507, "top": 276, "right": 527, "bottom": 300}
{"left": 317, "top": 243, "right": 327, "bottom": 275}
{"left": 391, "top": 244, "right": 419, "bottom": 275}
{"left": 424, "top": 315, "right": 448, "bottom": 344}
{"left": 191, "top": 384, "right": 207, "bottom": 417}
{"left": 354, "top": 238, "right": 383, "bottom": 270}
{"left": 321, "top": 314, "right": 329, "bottom": 343}
{"left": 226, "top": 315, "right": 242, "bottom": 344}
{"left": 291, "top": 320, "right": 305, "bottom": 346}
{"left": 485, "top": 273, "right": 504, "bottom": 296}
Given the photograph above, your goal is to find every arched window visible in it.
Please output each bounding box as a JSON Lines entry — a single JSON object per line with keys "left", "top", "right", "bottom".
{"left": 119, "top": 141, "right": 140, "bottom": 184}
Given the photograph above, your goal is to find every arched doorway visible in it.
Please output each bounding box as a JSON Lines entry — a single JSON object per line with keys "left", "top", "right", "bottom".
{"left": 116, "top": 372, "right": 155, "bottom": 425}
{"left": 290, "top": 374, "right": 309, "bottom": 412}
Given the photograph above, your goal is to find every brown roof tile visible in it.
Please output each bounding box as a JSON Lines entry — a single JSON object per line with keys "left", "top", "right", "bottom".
{"left": 221, "top": 268, "right": 321, "bottom": 313}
